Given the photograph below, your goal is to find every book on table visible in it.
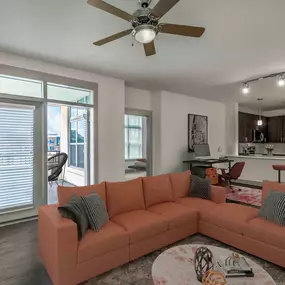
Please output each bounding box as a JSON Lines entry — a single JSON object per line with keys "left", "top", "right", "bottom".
{"left": 217, "top": 256, "right": 254, "bottom": 278}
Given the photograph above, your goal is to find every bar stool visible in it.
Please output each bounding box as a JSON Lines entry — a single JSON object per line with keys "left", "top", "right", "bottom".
{"left": 272, "top": 165, "right": 285, "bottom": 183}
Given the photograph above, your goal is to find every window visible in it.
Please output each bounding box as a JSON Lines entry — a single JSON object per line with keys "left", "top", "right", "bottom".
{"left": 0, "top": 74, "right": 43, "bottom": 98}
{"left": 69, "top": 107, "right": 85, "bottom": 168}
{"left": 0, "top": 103, "right": 35, "bottom": 211}
{"left": 125, "top": 115, "right": 143, "bottom": 159}
{"left": 47, "top": 83, "right": 93, "bottom": 104}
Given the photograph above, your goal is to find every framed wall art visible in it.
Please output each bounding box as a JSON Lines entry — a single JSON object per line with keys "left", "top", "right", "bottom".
{"left": 188, "top": 114, "right": 208, "bottom": 152}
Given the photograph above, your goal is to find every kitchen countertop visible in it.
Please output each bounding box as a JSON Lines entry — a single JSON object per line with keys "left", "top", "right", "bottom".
{"left": 228, "top": 154, "right": 285, "bottom": 160}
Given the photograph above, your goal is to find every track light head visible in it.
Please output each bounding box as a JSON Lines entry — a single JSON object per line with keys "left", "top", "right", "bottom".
{"left": 242, "top": 83, "right": 250, "bottom": 95}
{"left": 278, "top": 74, "right": 285, "bottom": 87}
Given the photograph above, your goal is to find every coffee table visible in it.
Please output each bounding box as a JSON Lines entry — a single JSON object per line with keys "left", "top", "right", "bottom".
{"left": 152, "top": 244, "right": 275, "bottom": 285}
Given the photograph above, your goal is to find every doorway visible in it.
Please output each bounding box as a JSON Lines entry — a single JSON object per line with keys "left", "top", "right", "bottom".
{"left": 124, "top": 109, "right": 152, "bottom": 180}
{"left": 47, "top": 103, "right": 91, "bottom": 204}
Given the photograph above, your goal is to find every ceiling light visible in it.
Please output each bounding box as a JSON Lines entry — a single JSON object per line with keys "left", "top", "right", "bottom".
{"left": 278, "top": 75, "right": 285, "bottom": 86}
{"left": 257, "top": 119, "right": 263, "bottom": 126}
{"left": 242, "top": 83, "right": 250, "bottom": 95}
{"left": 133, "top": 25, "right": 157, "bottom": 44}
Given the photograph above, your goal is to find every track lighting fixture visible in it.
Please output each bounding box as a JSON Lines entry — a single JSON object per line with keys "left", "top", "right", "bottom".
{"left": 278, "top": 74, "right": 285, "bottom": 86}
{"left": 241, "top": 71, "right": 285, "bottom": 94}
{"left": 242, "top": 83, "right": 250, "bottom": 95}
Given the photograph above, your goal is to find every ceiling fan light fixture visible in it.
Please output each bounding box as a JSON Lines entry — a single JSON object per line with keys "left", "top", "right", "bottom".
{"left": 133, "top": 25, "right": 157, "bottom": 44}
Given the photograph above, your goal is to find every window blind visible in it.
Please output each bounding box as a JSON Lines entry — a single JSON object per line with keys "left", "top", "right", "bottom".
{"left": 0, "top": 104, "right": 34, "bottom": 211}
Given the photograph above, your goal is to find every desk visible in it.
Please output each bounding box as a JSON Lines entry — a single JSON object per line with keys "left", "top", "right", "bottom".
{"left": 183, "top": 158, "right": 234, "bottom": 171}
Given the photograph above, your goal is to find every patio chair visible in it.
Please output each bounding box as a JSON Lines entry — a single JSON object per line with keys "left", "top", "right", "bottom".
{"left": 48, "top": 152, "right": 68, "bottom": 185}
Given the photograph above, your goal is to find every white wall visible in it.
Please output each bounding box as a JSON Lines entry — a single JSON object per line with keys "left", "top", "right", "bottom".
{"left": 153, "top": 91, "right": 226, "bottom": 174}
{"left": 151, "top": 92, "right": 162, "bottom": 175}
{"left": 239, "top": 106, "right": 259, "bottom": 115}
{"left": 239, "top": 105, "right": 285, "bottom": 117}
{"left": 263, "top": 109, "right": 285, "bottom": 117}
{"left": 125, "top": 86, "right": 152, "bottom": 111}
{"left": 0, "top": 52, "right": 125, "bottom": 183}
{"left": 0, "top": 52, "right": 227, "bottom": 182}
{"left": 225, "top": 102, "right": 239, "bottom": 155}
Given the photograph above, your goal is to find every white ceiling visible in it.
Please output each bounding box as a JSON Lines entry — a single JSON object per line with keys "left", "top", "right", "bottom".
{"left": 0, "top": 0, "right": 285, "bottom": 105}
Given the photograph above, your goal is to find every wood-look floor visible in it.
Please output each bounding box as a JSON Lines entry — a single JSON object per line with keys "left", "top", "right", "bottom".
{"left": 0, "top": 220, "right": 52, "bottom": 285}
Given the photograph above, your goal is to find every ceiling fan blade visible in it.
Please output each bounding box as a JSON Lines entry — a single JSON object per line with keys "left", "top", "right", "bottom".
{"left": 93, "top": 29, "right": 133, "bottom": 46}
{"left": 144, "top": 41, "right": 156, "bottom": 57}
{"left": 151, "top": 0, "right": 181, "bottom": 18}
{"left": 87, "top": 0, "right": 133, "bottom": 21}
{"left": 159, "top": 23, "right": 205, "bottom": 38}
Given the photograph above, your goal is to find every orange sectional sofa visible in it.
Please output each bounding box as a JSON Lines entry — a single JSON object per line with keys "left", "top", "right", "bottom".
{"left": 38, "top": 172, "right": 285, "bottom": 285}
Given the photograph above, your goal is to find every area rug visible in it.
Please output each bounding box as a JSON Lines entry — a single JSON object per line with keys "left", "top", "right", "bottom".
{"left": 86, "top": 234, "right": 285, "bottom": 285}
{"left": 226, "top": 185, "right": 262, "bottom": 207}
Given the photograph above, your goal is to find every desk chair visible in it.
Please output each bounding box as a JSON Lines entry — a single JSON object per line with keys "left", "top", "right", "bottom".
{"left": 219, "top": 162, "right": 245, "bottom": 188}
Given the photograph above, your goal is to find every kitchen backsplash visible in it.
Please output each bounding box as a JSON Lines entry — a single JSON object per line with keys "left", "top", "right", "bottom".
{"left": 239, "top": 143, "right": 285, "bottom": 155}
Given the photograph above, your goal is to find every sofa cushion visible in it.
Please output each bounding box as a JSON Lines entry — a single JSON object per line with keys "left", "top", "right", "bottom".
{"left": 143, "top": 174, "right": 173, "bottom": 207}
{"left": 147, "top": 202, "right": 198, "bottom": 230}
{"left": 245, "top": 217, "right": 285, "bottom": 250}
{"left": 111, "top": 210, "right": 168, "bottom": 243}
{"left": 78, "top": 221, "right": 129, "bottom": 263}
{"left": 57, "top": 182, "right": 106, "bottom": 206}
{"left": 176, "top": 197, "right": 218, "bottom": 221}
{"left": 203, "top": 203, "right": 259, "bottom": 234}
{"left": 106, "top": 178, "right": 145, "bottom": 218}
{"left": 169, "top": 171, "right": 191, "bottom": 201}
{"left": 262, "top": 181, "right": 285, "bottom": 204}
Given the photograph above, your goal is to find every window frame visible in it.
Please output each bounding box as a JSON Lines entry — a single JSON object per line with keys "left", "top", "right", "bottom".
{"left": 0, "top": 65, "right": 98, "bottom": 205}
{"left": 124, "top": 114, "right": 143, "bottom": 160}
{"left": 69, "top": 107, "right": 85, "bottom": 169}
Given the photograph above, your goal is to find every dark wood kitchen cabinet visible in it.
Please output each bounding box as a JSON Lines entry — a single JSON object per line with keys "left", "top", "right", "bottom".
{"left": 239, "top": 112, "right": 248, "bottom": 143}
{"left": 268, "top": 116, "right": 285, "bottom": 142}
{"left": 239, "top": 112, "right": 255, "bottom": 142}
{"left": 239, "top": 112, "right": 268, "bottom": 143}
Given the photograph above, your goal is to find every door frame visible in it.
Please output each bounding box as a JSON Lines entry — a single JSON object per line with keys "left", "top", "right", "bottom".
{"left": 125, "top": 108, "right": 153, "bottom": 176}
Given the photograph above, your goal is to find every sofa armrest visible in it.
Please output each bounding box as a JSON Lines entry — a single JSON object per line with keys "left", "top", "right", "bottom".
{"left": 210, "top": 185, "right": 226, "bottom": 204}
{"left": 38, "top": 205, "right": 78, "bottom": 285}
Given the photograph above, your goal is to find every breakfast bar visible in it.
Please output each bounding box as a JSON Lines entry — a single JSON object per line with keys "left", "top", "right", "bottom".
{"left": 227, "top": 155, "right": 285, "bottom": 182}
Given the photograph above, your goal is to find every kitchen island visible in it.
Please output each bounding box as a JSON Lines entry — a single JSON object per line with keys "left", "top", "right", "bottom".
{"left": 227, "top": 155, "right": 285, "bottom": 182}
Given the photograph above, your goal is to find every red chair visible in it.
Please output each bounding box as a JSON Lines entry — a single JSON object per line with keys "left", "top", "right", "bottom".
{"left": 272, "top": 165, "right": 285, "bottom": 183}
{"left": 219, "top": 162, "right": 245, "bottom": 188}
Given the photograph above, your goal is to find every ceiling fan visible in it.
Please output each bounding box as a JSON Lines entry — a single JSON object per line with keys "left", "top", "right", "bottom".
{"left": 88, "top": 0, "right": 205, "bottom": 56}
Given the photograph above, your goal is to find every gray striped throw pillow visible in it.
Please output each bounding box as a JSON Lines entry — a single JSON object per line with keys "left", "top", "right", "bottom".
{"left": 259, "top": 190, "right": 285, "bottom": 226}
{"left": 80, "top": 192, "right": 109, "bottom": 231}
{"left": 189, "top": 175, "right": 211, "bottom": 200}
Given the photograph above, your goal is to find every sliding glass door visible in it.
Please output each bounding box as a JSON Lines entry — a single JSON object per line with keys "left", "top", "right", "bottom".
{"left": 0, "top": 100, "right": 44, "bottom": 223}
{"left": 0, "top": 66, "right": 97, "bottom": 223}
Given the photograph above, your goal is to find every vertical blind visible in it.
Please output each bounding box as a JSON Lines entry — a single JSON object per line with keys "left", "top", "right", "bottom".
{"left": 0, "top": 104, "right": 34, "bottom": 211}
